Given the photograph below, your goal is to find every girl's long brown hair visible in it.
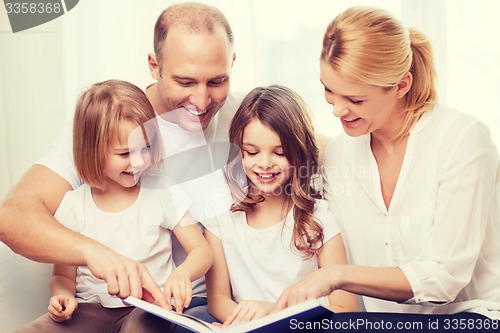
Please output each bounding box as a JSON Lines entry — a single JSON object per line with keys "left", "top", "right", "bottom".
{"left": 226, "top": 85, "right": 323, "bottom": 257}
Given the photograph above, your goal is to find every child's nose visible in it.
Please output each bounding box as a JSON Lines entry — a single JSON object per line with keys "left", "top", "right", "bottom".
{"left": 130, "top": 152, "right": 145, "bottom": 169}
{"left": 257, "top": 154, "right": 273, "bottom": 169}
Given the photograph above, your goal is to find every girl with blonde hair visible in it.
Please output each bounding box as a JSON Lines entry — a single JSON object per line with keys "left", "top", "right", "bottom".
{"left": 16, "top": 80, "right": 213, "bottom": 333}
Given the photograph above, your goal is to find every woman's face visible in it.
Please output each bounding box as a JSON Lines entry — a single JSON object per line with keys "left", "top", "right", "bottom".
{"left": 319, "top": 59, "right": 406, "bottom": 138}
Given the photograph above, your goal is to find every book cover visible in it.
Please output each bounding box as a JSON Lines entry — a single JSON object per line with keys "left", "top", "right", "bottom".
{"left": 124, "top": 296, "right": 334, "bottom": 333}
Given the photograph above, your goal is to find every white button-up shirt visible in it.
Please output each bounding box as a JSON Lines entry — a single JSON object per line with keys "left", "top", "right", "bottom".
{"left": 323, "top": 104, "right": 500, "bottom": 318}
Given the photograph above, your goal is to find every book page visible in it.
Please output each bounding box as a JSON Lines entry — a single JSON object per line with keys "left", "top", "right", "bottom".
{"left": 124, "top": 297, "right": 220, "bottom": 333}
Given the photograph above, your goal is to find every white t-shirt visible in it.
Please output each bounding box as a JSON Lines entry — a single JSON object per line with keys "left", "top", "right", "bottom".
{"left": 202, "top": 200, "right": 339, "bottom": 303}
{"left": 143, "top": 92, "right": 244, "bottom": 297}
{"left": 324, "top": 104, "right": 500, "bottom": 318}
{"left": 55, "top": 184, "right": 190, "bottom": 308}
{"left": 36, "top": 91, "right": 245, "bottom": 298}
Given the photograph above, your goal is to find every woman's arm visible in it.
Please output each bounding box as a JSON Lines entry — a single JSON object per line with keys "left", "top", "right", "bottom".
{"left": 276, "top": 264, "right": 412, "bottom": 309}
{"left": 313, "top": 120, "right": 499, "bottom": 307}
{"left": 396, "top": 122, "right": 498, "bottom": 304}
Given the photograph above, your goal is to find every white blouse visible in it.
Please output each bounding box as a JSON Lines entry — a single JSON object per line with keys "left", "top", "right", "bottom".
{"left": 323, "top": 104, "right": 500, "bottom": 318}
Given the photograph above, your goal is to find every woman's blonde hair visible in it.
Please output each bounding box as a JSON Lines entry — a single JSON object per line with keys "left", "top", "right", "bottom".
{"left": 73, "top": 80, "right": 161, "bottom": 190}
{"left": 227, "top": 85, "right": 323, "bottom": 257}
{"left": 321, "top": 6, "right": 437, "bottom": 137}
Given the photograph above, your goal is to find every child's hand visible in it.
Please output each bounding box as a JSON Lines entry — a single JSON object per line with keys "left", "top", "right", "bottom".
{"left": 162, "top": 267, "right": 192, "bottom": 314}
{"left": 223, "top": 300, "right": 274, "bottom": 326}
{"left": 48, "top": 294, "right": 78, "bottom": 322}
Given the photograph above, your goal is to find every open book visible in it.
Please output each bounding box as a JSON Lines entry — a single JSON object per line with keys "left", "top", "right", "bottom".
{"left": 124, "top": 296, "right": 334, "bottom": 333}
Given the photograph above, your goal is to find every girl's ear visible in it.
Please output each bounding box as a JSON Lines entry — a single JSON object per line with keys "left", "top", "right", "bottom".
{"left": 395, "top": 71, "right": 413, "bottom": 99}
{"left": 148, "top": 53, "right": 160, "bottom": 80}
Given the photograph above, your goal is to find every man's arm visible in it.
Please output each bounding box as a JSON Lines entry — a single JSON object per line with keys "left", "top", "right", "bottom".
{"left": 0, "top": 165, "right": 75, "bottom": 261}
{"left": 0, "top": 165, "right": 166, "bottom": 305}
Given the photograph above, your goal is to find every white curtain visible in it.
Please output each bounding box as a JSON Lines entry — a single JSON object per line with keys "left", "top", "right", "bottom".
{"left": 1, "top": 0, "right": 499, "bottom": 198}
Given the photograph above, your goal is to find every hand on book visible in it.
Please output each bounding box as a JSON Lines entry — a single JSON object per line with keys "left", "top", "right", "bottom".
{"left": 275, "top": 267, "right": 335, "bottom": 310}
{"left": 86, "top": 245, "right": 167, "bottom": 308}
{"left": 222, "top": 300, "right": 275, "bottom": 327}
{"left": 162, "top": 267, "right": 193, "bottom": 314}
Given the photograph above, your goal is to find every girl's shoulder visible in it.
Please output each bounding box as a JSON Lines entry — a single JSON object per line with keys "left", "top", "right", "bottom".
{"left": 313, "top": 199, "right": 329, "bottom": 214}
{"left": 312, "top": 199, "right": 340, "bottom": 241}
{"left": 54, "top": 184, "right": 92, "bottom": 230}
{"left": 58, "top": 183, "right": 91, "bottom": 209}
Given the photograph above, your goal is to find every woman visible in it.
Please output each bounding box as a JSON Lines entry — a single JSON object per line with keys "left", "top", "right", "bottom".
{"left": 277, "top": 6, "right": 500, "bottom": 319}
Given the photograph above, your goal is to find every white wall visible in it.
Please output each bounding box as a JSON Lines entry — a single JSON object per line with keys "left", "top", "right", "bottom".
{"left": 1, "top": 0, "right": 499, "bottom": 198}
{"left": 0, "top": 16, "right": 67, "bottom": 197}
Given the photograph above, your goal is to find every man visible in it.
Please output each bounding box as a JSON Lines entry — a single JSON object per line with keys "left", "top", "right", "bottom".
{"left": 1, "top": 2, "right": 331, "bottom": 328}
{"left": 0, "top": 2, "right": 240, "bottom": 322}
{"left": 144, "top": 2, "right": 244, "bottom": 324}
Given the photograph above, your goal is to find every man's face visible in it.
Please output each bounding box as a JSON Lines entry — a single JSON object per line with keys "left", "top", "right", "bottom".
{"left": 149, "top": 26, "right": 235, "bottom": 132}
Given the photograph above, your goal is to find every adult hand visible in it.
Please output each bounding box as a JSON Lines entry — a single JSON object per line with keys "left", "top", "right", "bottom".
{"left": 84, "top": 243, "right": 167, "bottom": 307}
{"left": 275, "top": 267, "right": 336, "bottom": 311}
{"left": 48, "top": 295, "right": 78, "bottom": 322}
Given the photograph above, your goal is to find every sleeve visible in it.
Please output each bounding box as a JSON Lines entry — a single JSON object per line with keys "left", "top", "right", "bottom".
{"left": 53, "top": 189, "right": 80, "bottom": 233}
{"left": 313, "top": 199, "right": 340, "bottom": 243}
{"left": 321, "top": 137, "right": 346, "bottom": 237}
{"left": 35, "top": 122, "right": 82, "bottom": 190}
{"left": 161, "top": 184, "right": 192, "bottom": 230}
{"left": 399, "top": 120, "right": 499, "bottom": 305}
{"left": 200, "top": 211, "right": 231, "bottom": 239}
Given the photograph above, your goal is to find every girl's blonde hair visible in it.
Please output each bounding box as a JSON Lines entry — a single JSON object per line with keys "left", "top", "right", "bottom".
{"left": 73, "top": 80, "right": 161, "bottom": 190}
{"left": 227, "top": 85, "right": 323, "bottom": 257}
{"left": 321, "top": 6, "right": 437, "bottom": 137}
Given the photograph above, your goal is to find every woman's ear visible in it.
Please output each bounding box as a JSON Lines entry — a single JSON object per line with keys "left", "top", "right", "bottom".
{"left": 231, "top": 52, "right": 236, "bottom": 67}
{"left": 148, "top": 53, "right": 160, "bottom": 80}
{"left": 395, "top": 71, "right": 413, "bottom": 98}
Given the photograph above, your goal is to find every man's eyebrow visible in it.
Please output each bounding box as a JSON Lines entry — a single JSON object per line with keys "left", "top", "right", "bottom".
{"left": 171, "top": 74, "right": 228, "bottom": 81}
{"left": 171, "top": 75, "right": 195, "bottom": 81}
